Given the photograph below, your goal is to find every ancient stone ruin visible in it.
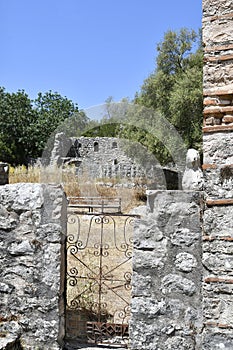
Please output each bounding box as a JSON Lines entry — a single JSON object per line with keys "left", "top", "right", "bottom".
{"left": 55, "top": 135, "right": 147, "bottom": 179}
{"left": 0, "top": 184, "right": 66, "bottom": 349}
{"left": 202, "top": 0, "right": 233, "bottom": 347}
{"left": 1, "top": 0, "right": 233, "bottom": 349}
{"left": 131, "top": 2, "right": 233, "bottom": 348}
{"left": 49, "top": 134, "right": 180, "bottom": 190}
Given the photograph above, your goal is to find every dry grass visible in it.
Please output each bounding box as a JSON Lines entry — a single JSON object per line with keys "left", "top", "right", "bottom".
{"left": 9, "top": 164, "right": 147, "bottom": 211}
{"left": 9, "top": 164, "right": 81, "bottom": 197}
{"left": 9, "top": 165, "right": 40, "bottom": 183}
{"left": 95, "top": 184, "right": 118, "bottom": 198}
{"left": 62, "top": 165, "right": 81, "bottom": 197}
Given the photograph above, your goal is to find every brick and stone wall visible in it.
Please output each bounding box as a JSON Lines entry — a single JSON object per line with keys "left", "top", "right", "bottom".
{"left": 130, "top": 190, "right": 203, "bottom": 350}
{"left": 202, "top": 0, "right": 233, "bottom": 348}
{"left": 0, "top": 183, "right": 67, "bottom": 350}
{"left": 203, "top": 1, "right": 233, "bottom": 128}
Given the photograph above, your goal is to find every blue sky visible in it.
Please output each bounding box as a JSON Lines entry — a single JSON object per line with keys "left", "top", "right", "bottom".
{"left": 1, "top": 0, "right": 202, "bottom": 110}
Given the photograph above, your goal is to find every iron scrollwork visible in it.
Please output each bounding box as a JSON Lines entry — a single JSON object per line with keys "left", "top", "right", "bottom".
{"left": 66, "top": 210, "right": 137, "bottom": 347}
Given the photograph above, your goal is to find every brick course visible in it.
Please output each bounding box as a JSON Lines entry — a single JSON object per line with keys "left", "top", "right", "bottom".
{"left": 202, "top": 1, "right": 233, "bottom": 348}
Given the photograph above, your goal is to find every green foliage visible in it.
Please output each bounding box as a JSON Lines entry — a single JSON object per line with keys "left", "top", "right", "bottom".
{"left": 169, "top": 62, "right": 203, "bottom": 149}
{"left": 82, "top": 97, "right": 130, "bottom": 138}
{"left": 0, "top": 88, "right": 36, "bottom": 163}
{"left": 32, "top": 91, "right": 81, "bottom": 155}
{"left": 83, "top": 122, "right": 118, "bottom": 138}
{"left": 0, "top": 88, "right": 89, "bottom": 164}
{"left": 156, "top": 28, "right": 197, "bottom": 75}
{"left": 135, "top": 28, "right": 203, "bottom": 160}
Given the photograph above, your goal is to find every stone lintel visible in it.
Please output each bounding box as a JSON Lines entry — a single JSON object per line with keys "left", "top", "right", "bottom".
{"left": 204, "top": 86, "right": 233, "bottom": 96}
{"left": 204, "top": 322, "right": 233, "bottom": 329}
{"left": 203, "top": 236, "right": 233, "bottom": 241}
{"left": 202, "top": 164, "right": 218, "bottom": 170}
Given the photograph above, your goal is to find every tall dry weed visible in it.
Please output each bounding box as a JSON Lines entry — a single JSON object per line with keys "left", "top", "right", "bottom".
{"left": 9, "top": 165, "right": 40, "bottom": 183}
{"left": 9, "top": 164, "right": 146, "bottom": 211}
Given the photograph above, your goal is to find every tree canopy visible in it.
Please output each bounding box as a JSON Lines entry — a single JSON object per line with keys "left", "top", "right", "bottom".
{"left": 135, "top": 28, "right": 203, "bottom": 154}
{"left": 86, "top": 28, "right": 203, "bottom": 165}
{"left": 0, "top": 89, "right": 89, "bottom": 164}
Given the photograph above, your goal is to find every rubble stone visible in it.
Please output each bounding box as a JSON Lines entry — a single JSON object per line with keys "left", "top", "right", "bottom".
{"left": 0, "top": 183, "right": 66, "bottom": 349}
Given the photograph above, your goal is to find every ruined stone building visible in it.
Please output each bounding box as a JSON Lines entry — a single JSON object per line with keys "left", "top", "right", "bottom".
{"left": 50, "top": 133, "right": 179, "bottom": 189}
{"left": 65, "top": 136, "right": 145, "bottom": 179}
{"left": 0, "top": 1, "right": 233, "bottom": 349}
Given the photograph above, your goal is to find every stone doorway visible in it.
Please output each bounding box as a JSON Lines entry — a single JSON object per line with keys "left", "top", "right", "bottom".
{"left": 65, "top": 197, "right": 137, "bottom": 348}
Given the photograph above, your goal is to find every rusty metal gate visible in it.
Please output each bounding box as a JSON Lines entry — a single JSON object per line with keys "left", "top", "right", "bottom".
{"left": 66, "top": 198, "right": 137, "bottom": 347}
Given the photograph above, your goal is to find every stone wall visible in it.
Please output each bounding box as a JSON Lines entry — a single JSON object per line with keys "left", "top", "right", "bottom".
{"left": 48, "top": 134, "right": 179, "bottom": 189}
{"left": 53, "top": 135, "right": 147, "bottom": 179}
{"left": 203, "top": 0, "right": 233, "bottom": 128}
{"left": 130, "top": 190, "right": 203, "bottom": 350}
{"left": 202, "top": 0, "right": 233, "bottom": 348}
{"left": 69, "top": 136, "right": 161, "bottom": 182}
{"left": 0, "top": 183, "right": 67, "bottom": 350}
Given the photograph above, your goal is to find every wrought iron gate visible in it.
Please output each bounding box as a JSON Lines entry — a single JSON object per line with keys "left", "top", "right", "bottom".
{"left": 66, "top": 203, "right": 136, "bottom": 347}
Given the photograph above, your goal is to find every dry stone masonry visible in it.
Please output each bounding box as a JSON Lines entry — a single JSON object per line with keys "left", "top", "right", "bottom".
{"left": 130, "top": 191, "right": 203, "bottom": 350}
{"left": 131, "top": 1, "right": 233, "bottom": 349}
{"left": 0, "top": 183, "right": 67, "bottom": 350}
{"left": 50, "top": 134, "right": 147, "bottom": 179}
{"left": 202, "top": 0, "right": 233, "bottom": 348}
{"left": 203, "top": 0, "right": 233, "bottom": 128}
{"left": 1, "top": 1, "right": 233, "bottom": 349}
{"left": 48, "top": 134, "right": 179, "bottom": 190}
{"left": 68, "top": 136, "right": 146, "bottom": 179}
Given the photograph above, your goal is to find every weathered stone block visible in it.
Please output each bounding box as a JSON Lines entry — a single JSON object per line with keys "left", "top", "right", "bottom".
{"left": 163, "top": 336, "right": 195, "bottom": 350}
{"left": 203, "top": 240, "right": 233, "bottom": 254}
{"left": 203, "top": 252, "right": 233, "bottom": 275}
{"left": 131, "top": 190, "right": 203, "bottom": 349}
{"left": 203, "top": 17, "right": 233, "bottom": 46}
{"left": 203, "top": 0, "right": 233, "bottom": 17}
{"left": 161, "top": 274, "right": 196, "bottom": 296}
{"left": 134, "top": 216, "right": 164, "bottom": 249}
{"left": 133, "top": 245, "right": 167, "bottom": 271}
{"left": 204, "top": 167, "right": 233, "bottom": 199}
{"left": 203, "top": 61, "right": 233, "bottom": 90}
{"left": 132, "top": 272, "right": 152, "bottom": 297}
{"left": 202, "top": 331, "right": 233, "bottom": 350}
{"left": 203, "top": 295, "right": 233, "bottom": 326}
{"left": 0, "top": 183, "right": 67, "bottom": 349}
{"left": 203, "top": 206, "right": 233, "bottom": 237}
{"left": 174, "top": 253, "right": 198, "bottom": 273}
{"left": 203, "top": 132, "right": 233, "bottom": 165}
